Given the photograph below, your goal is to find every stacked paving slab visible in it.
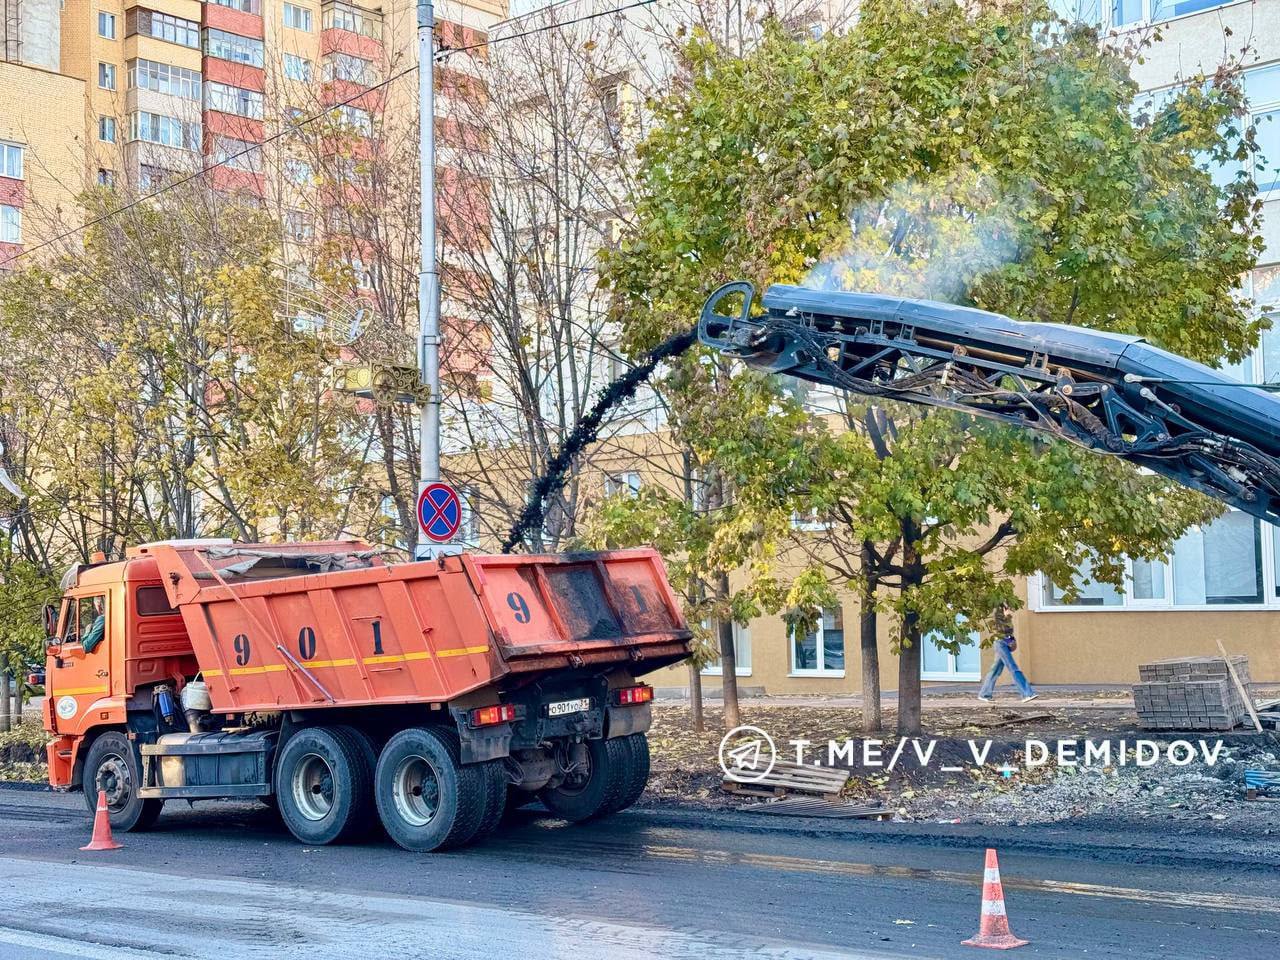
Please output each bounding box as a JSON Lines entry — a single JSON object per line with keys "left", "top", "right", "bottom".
{"left": 1133, "top": 656, "right": 1251, "bottom": 731}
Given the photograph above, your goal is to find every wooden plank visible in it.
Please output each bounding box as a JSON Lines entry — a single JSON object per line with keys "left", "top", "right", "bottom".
{"left": 1216, "top": 640, "right": 1262, "bottom": 733}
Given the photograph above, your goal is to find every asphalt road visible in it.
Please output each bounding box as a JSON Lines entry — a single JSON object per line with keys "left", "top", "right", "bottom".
{"left": 0, "top": 789, "right": 1275, "bottom": 959}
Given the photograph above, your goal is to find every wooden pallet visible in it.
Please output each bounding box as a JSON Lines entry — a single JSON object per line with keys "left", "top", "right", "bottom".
{"left": 721, "top": 759, "right": 851, "bottom": 801}
{"left": 738, "top": 797, "right": 890, "bottom": 820}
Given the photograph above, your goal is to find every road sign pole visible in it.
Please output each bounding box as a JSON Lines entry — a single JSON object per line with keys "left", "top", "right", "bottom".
{"left": 416, "top": 0, "right": 444, "bottom": 561}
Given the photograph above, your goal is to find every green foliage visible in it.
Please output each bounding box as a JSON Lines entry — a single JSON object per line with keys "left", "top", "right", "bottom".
{"left": 599, "top": 0, "right": 1263, "bottom": 700}
{"left": 0, "top": 185, "right": 372, "bottom": 571}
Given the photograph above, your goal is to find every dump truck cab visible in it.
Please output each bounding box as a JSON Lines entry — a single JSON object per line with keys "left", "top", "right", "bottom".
{"left": 42, "top": 539, "right": 691, "bottom": 852}
{"left": 44, "top": 550, "right": 197, "bottom": 790}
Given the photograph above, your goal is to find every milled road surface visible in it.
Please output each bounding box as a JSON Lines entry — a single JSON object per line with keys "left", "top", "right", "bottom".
{"left": 0, "top": 789, "right": 1275, "bottom": 959}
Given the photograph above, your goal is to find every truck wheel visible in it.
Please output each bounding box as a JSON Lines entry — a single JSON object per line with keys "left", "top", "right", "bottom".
{"left": 83, "top": 732, "right": 163, "bottom": 832}
{"left": 602, "top": 734, "right": 650, "bottom": 815}
{"left": 472, "top": 761, "right": 508, "bottom": 842}
{"left": 374, "top": 726, "right": 486, "bottom": 852}
{"left": 276, "top": 726, "right": 374, "bottom": 845}
{"left": 539, "top": 737, "right": 623, "bottom": 823}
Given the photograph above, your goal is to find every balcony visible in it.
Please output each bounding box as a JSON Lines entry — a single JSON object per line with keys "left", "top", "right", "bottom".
{"left": 320, "top": 1, "right": 383, "bottom": 60}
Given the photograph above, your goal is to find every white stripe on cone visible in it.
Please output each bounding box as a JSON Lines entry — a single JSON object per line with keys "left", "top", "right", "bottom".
{"left": 984, "top": 868, "right": 1001, "bottom": 882}
{"left": 981, "top": 900, "right": 1007, "bottom": 916}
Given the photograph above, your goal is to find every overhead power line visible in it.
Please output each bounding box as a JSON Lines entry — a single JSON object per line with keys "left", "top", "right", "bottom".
{"left": 0, "top": 0, "right": 666, "bottom": 267}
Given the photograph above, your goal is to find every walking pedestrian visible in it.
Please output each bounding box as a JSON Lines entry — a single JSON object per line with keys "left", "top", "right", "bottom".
{"left": 978, "top": 603, "right": 1037, "bottom": 703}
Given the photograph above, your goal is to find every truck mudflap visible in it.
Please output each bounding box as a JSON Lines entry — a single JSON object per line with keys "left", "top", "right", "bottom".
{"left": 460, "top": 550, "right": 691, "bottom": 671}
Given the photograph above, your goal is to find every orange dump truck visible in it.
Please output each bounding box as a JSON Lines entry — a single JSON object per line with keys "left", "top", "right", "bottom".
{"left": 42, "top": 540, "right": 690, "bottom": 851}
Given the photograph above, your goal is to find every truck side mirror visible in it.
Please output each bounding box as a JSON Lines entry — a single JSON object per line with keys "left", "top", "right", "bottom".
{"left": 41, "top": 603, "right": 58, "bottom": 641}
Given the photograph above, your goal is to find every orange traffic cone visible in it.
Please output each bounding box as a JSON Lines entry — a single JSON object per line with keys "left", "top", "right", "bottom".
{"left": 962, "top": 848, "right": 1028, "bottom": 950}
{"left": 80, "top": 790, "right": 123, "bottom": 852}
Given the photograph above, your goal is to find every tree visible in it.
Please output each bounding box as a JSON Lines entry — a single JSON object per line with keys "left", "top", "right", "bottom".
{"left": 0, "top": 179, "right": 371, "bottom": 565}
{"left": 603, "top": 0, "right": 1263, "bottom": 734}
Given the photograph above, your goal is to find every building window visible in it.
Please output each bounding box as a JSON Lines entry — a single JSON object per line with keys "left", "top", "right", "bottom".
{"left": 322, "top": 52, "right": 372, "bottom": 83}
{"left": 203, "top": 27, "right": 265, "bottom": 67}
{"left": 702, "top": 623, "right": 752, "bottom": 676}
{"left": 458, "top": 487, "right": 479, "bottom": 545}
{"left": 126, "top": 9, "right": 200, "bottom": 48}
{"left": 282, "top": 53, "right": 312, "bottom": 81}
{"left": 128, "top": 59, "right": 201, "bottom": 100}
{"left": 0, "top": 205, "right": 20, "bottom": 243}
{"left": 214, "top": 136, "right": 262, "bottom": 172}
{"left": 209, "top": 0, "right": 261, "bottom": 12}
{"left": 0, "top": 142, "right": 22, "bottom": 179}
{"left": 98, "top": 11, "right": 116, "bottom": 38}
{"left": 604, "top": 471, "right": 641, "bottom": 497}
{"left": 206, "top": 81, "right": 264, "bottom": 119}
{"left": 284, "top": 157, "right": 313, "bottom": 184}
{"left": 331, "top": 104, "right": 371, "bottom": 135}
{"left": 790, "top": 607, "right": 844, "bottom": 675}
{"left": 283, "top": 3, "right": 313, "bottom": 30}
{"left": 98, "top": 116, "right": 116, "bottom": 143}
{"left": 128, "top": 111, "right": 198, "bottom": 150}
{"left": 322, "top": 2, "right": 381, "bottom": 39}
{"left": 139, "top": 165, "right": 173, "bottom": 190}
{"left": 98, "top": 62, "right": 116, "bottom": 90}
{"left": 96, "top": 168, "right": 115, "bottom": 187}
{"left": 1041, "top": 511, "right": 1269, "bottom": 609}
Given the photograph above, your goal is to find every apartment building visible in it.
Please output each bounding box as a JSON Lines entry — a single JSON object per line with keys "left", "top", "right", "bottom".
{"left": 0, "top": 0, "right": 503, "bottom": 261}
{"left": 0, "top": 0, "right": 87, "bottom": 259}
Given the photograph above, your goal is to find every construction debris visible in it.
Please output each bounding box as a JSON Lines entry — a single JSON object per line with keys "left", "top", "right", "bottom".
{"left": 721, "top": 758, "right": 851, "bottom": 801}
{"left": 1133, "top": 656, "right": 1253, "bottom": 731}
{"left": 739, "top": 797, "right": 890, "bottom": 819}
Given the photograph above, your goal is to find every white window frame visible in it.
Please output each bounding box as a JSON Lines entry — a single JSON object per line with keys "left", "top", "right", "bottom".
{"left": 0, "top": 205, "right": 21, "bottom": 243}
{"left": 604, "top": 471, "right": 641, "bottom": 497}
{"left": 788, "top": 607, "right": 846, "bottom": 678}
{"left": 283, "top": 3, "right": 313, "bottom": 31}
{"left": 920, "top": 626, "right": 983, "bottom": 681}
{"left": 1033, "top": 514, "right": 1278, "bottom": 613}
{"left": 1055, "top": 0, "right": 1246, "bottom": 31}
{"left": 98, "top": 116, "right": 116, "bottom": 143}
{"left": 282, "top": 53, "right": 312, "bottom": 81}
{"left": 98, "top": 11, "right": 116, "bottom": 38}
{"left": 701, "top": 622, "right": 752, "bottom": 677}
{"left": 98, "top": 62, "right": 116, "bottom": 90}
{"left": 0, "top": 142, "right": 23, "bottom": 179}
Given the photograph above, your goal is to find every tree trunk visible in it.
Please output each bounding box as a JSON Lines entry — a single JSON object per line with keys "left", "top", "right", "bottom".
{"left": 897, "top": 521, "right": 925, "bottom": 738}
{"left": 715, "top": 572, "right": 741, "bottom": 730}
{"left": 687, "top": 660, "right": 704, "bottom": 734}
{"left": 716, "top": 616, "right": 741, "bottom": 730}
{"left": 0, "top": 672, "right": 11, "bottom": 733}
{"left": 858, "top": 542, "right": 882, "bottom": 733}
{"left": 897, "top": 619, "right": 923, "bottom": 737}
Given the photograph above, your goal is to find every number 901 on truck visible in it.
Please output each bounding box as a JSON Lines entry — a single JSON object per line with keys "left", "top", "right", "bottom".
{"left": 41, "top": 541, "right": 691, "bottom": 852}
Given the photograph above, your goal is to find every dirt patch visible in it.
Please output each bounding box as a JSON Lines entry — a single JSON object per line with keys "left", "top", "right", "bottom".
{"left": 0, "top": 721, "right": 50, "bottom": 783}
{"left": 643, "top": 702, "right": 1280, "bottom": 827}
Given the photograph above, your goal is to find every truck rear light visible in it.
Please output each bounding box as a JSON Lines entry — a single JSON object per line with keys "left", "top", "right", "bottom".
{"left": 612, "top": 684, "right": 654, "bottom": 706}
{"left": 470, "top": 704, "right": 518, "bottom": 727}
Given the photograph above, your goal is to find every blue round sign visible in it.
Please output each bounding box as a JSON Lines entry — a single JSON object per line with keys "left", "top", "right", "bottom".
{"left": 417, "top": 482, "right": 462, "bottom": 543}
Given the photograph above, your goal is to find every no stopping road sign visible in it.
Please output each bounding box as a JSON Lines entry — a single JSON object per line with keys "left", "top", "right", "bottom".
{"left": 417, "top": 482, "right": 462, "bottom": 543}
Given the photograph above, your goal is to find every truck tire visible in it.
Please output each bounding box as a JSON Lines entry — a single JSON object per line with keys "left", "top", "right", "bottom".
{"left": 539, "top": 737, "right": 624, "bottom": 823}
{"left": 275, "top": 726, "right": 374, "bottom": 845}
{"left": 471, "top": 761, "right": 508, "bottom": 842}
{"left": 83, "top": 731, "right": 163, "bottom": 832}
{"left": 604, "top": 734, "right": 650, "bottom": 815}
{"left": 374, "top": 726, "right": 486, "bottom": 852}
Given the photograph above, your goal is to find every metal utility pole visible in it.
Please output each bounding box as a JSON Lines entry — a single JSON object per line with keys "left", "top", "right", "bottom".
{"left": 416, "top": 0, "right": 444, "bottom": 561}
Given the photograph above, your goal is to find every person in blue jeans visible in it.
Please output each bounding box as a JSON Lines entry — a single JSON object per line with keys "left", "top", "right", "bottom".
{"left": 978, "top": 603, "right": 1037, "bottom": 703}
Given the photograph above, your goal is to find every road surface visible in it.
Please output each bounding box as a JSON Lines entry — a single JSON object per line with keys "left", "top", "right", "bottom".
{"left": 0, "top": 789, "right": 1273, "bottom": 959}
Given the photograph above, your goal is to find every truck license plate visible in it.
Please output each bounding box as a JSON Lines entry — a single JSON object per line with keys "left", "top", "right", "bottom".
{"left": 548, "top": 697, "right": 591, "bottom": 717}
